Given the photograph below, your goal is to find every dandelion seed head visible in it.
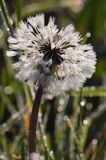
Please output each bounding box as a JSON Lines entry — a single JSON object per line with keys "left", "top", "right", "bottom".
{"left": 7, "top": 14, "right": 96, "bottom": 97}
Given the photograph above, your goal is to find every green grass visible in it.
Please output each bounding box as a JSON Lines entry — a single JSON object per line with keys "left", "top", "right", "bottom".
{"left": 0, "top": 0, "right": 106, "bottom": 159}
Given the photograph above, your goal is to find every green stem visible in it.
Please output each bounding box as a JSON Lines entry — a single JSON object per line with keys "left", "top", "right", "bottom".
{"left": 0, "top": 0, "right": 13, "bottom": 35}
{"left": 15, "top": 0, "right": 22, "bottom": 27}
{"left": 79, "top": 88, "right": 83, "bottom": 126}
{"left": 29, "top": 85, "right": 43, "bottom": 156}
{"left": 23, "top": 83, "right": 33, "bottom": 108}
{"left": 38, "top": 120, "right": 53, "bottom": 160}
{"left": 38, "top": 122, "right": 49, "bottom": 160}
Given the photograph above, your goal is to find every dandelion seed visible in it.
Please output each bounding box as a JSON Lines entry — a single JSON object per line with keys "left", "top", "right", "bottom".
{"left": 7, "top": 14, "right": 96, "bottom": 96}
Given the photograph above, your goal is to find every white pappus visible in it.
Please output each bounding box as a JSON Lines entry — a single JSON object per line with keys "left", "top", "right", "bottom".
{"left": 7, "top": 14, "right": 96, "bottom": 96}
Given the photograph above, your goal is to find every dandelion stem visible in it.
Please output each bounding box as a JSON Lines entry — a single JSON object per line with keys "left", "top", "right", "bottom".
{"left": 29, "top": 85, "right": 43, "bottom": 156}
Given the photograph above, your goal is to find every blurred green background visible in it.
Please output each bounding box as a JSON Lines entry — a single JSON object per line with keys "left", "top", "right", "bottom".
{"left": 0, "top": 0, "right": 106, "bottom": 159}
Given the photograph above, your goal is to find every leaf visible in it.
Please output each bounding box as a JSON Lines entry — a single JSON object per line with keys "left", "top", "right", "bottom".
{"left": 67, "top": 87, "right": 106, "bottom": 96}
{"left": 0, "top": 0, "right": 13, "bottom": 35}
{"left": 15, "top": 0, "right": 22, "bottom": 27}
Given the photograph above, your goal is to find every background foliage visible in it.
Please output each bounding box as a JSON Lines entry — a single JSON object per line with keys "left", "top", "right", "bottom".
{"left": 0, "top": 0, "right": 106, "bottom": 159}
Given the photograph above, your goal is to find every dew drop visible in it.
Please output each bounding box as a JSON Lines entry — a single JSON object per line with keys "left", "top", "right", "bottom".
{"left": 4, "top": 86, "right": 13, "bottom": 95}
{"left": 6, "top": 27, "right": 10, "bottom": 32}
{"left": 80, "top": 100, "right": 86, "bottom": 107}
{"left": 63, "top": 115, "right": 68, "bottom": 121}
{"left": 83, "top": 119, "right": 89, "bottom": 125}
{"left": 92, "top": 139, "right": 97, "bottom": 145}
{"left": 59, "top": 98, "right": 65, "bottom": 105}
{"left": 86, "top": 32, "right": 91, "bottom": 38}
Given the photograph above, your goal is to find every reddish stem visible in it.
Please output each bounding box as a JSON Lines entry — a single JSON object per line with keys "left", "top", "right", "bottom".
{"left": 29, "top": 85, "right": 43, "bottom": 156}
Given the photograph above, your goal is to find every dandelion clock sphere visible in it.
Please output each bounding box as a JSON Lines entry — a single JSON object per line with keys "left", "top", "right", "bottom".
{"left": 7, "top": 14, "right": 96, "bottom": 96}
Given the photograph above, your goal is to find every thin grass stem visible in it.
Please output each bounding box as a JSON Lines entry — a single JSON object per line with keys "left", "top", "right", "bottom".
{"left": 0, "top": 0, "right": 13, "bottom": 35}
{"left": 15, "top": 0, "right": 22, "bottom": 27}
